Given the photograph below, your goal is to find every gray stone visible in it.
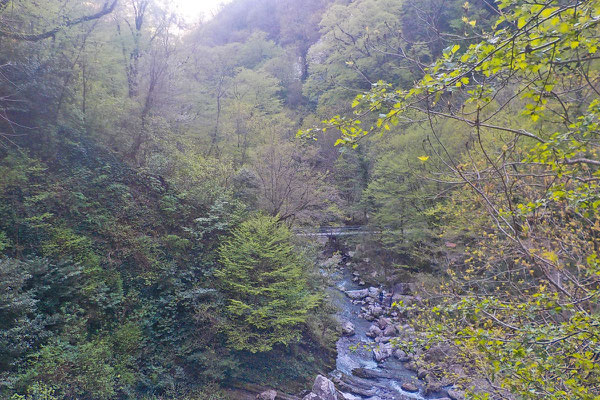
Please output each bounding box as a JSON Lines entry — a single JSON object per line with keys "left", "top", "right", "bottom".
{"left": 345, "top": 289, "right": 369, "bottom": 300}
{"left": 256, "top": 389, "right": 277, "bottom": 400}
{"left": 373, "top": 343, "right": 393, "bottom": 362}
{"left": 302, "top": 393, "right": 319, "bottom": 400}
{"left": 342, "top": 321, "right": 355, "bottom": 336}
{"left": 377, "top": 317, "right": 391, "bottom": 330}
{"left": 366, "top": 325, "right": 382, "bottom": 338}
{"left": 405, "top": 362, "right": 418, "bottom": 372}
{"left": 425, "top": 381, "right": 442, "bottom": 395}
{"left": 383, "top": 325, "right": 396, "bottom": 336}
{"left": 371, "top": 306, "right": 384, "bottom": 317}
{"left": 312, "top": 375, "right": 337, "bottom": 400}
{"left": 393, "top": 349, "right": 410, "bottom": 362}
{"left": 447, "top": 389, "right": 465, "bottom": 400}
{"left": 417, "top": 368, "right": 429, "bottom": 380}
{"left": 401, "top": 382, "right": 419, "bottom": 393}
{"left": 367, "top": 287, "right": 380, "bottom": 297}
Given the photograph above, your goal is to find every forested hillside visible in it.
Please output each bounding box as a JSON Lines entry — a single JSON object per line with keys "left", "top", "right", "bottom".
{"left": 0, "top": 0, "right": 598, "bottom": 399}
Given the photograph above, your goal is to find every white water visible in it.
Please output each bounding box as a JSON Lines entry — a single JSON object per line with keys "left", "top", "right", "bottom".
{"left": 329, "top": 265, "right": 432, "bottom": 400}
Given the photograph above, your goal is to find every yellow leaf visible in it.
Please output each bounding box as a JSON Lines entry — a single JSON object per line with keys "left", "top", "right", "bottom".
{"left": 543, "top": 251, "right": 559, "bottom": 263}
{"left": 418, "top": 156, "right": 430, "bottom": 162}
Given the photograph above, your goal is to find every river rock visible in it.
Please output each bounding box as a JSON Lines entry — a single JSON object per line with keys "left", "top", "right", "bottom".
{"left": 256, "top": 389, "right": 277, "bottom": 400}
{"left": 367, "top": 287, "right": 380, "bottom": 297}
{"left": 425, "top": 381, "right": 443, "bottom": 396}
{"left": 302, "top": 394, "right": 318, "bottom": 400}
{"left": 371, "top": 306, "right": 383, "bottom": 317}
{"left": 366, "top": 325, "right": 382, "bottom": 338}
{"left": 359, "top": 280, "right": 365, "bottom": 286}
{"left": 373, "top": 343, "right": 393, "bottom": 362}
{"left": 417, "top": 368, "right": 429, "bottom": 380}
{"left": 312, "top": 375, "right": 337, "bottom": 400}
{"left": 377, "top": 317, "right": 391, "bottom": 330}
{"left": 401, "top": 382, "right": 419, "bottom": 393}
{"left": 393, "top": 349, "right": 410, "bottom": 362}
{"left": 447, "top": 389, "right": 465, "bottom": 400}
{"left": 345, "top": 289, "right": 369, "bottom": 300}
{"left": 342, "top": 321, "right": 355, "bottom": 336}
{"left": 405, "top": 362, "right": 418, "bottom": 372}
{"left": 383, "top": 325, "right": 396, "bottom": 336}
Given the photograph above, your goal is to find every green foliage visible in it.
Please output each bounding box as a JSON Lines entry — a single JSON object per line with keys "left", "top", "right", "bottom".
{"left": 316, "top": 0, "right": 600, "bottom": 398}
{"left": 217, "top": 215, "right": 319, "bottom": 353}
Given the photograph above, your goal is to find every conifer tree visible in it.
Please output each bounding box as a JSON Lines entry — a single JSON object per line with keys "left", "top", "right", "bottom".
{"left": 217, "top": 214, "right": 318, "bottom": 353}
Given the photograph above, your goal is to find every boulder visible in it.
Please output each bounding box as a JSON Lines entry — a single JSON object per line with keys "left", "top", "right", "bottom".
{"left": 341, "top": 321, "right": 355, "bottom": 336}
{"left": 393, "top": 349, "right": 410, "bottom": 362}
{"left": 367, "top": 287, "right": 380, "bottom": 297}
{"left": 417, "top": 368, "right": 429, "bottom": 380}
{"left": 346, "top": 289, "right": 369, "bottom": 300}
{"left": 302, "top": 394, "right": 319, "bottom": 400}
{"left": 256, "top": 389, "right": 277, "bottom": 400}
{"left": 405, "top": 362, "right": 418, "bottom": 372}
{"left": 377, "top": 317, "right": 391, "bottom": 330}
{"left": 371, "top": 306, "right": 384, "bottom": 318}
{"left": 366, "top": 325, "right": 382, "bottom": 338}
{"left": 373, "top": 343, "right": 393, "bottom": 362}
{"left": 339, "top": 392, "right": 361, "bottom": 400}
{"left": 312, "top": 375, "right": 337, "bottom": 400}
{"left": 383, "top": 325, "right": 396, "bottom": 336}
{"left": 447, "top": 389, "right": 465, "bottom": 400}
{"left": 424, "top": 381, "right": 443, "bottom": 395}
{"left": 401, "top": 382, "right": 419, "bottom": 393}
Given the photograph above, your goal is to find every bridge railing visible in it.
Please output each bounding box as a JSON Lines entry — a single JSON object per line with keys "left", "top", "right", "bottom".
{"left": 294, "top": 225, "right": 384, "bottom": 237}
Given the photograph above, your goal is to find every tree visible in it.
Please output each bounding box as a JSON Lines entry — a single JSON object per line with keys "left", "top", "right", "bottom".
{"left": 217, "top": 214, "right": 319, "bottom": 353}
{"left": 314, "top": 0, "right": 600, "bottom": 398}
{"left": 254, "top": 139, "right": 335, "bottom": 224}
{"left": 0, "top": 0, "right": 116, "bottom": 42}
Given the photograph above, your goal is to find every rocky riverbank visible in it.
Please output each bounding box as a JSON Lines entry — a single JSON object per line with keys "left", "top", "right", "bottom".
{"left": 249, "top": 249, "right": 469, "bottom": 400}
{"left": 297, "top": 252, "right": 465, "bottom": 400}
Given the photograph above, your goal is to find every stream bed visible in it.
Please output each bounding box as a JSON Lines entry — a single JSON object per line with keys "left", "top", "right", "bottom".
{"left": 328, "top": 264, "right": 446, "bottom": 400}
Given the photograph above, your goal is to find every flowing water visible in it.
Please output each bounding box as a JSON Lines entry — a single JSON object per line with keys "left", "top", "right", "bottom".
{"left": 328, "top": 266, "right": 437, "bottom": 400}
